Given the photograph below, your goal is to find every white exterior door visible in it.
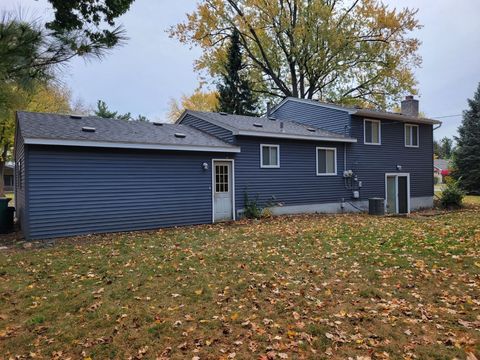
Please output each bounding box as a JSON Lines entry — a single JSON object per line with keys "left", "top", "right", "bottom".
{"left": 213, "top": 161, "right": 234, "bottom": 222}
{"left": 385, "top": 173, "right": 410, "bottom": 214}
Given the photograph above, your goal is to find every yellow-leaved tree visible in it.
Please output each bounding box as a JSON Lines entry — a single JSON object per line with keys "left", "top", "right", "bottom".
{"left": 0, "top": 82, "right": 71, "bottom": 195}
{"left": 170, "top": 0, "right": 421, "bottom": 109}
{"left": 168, "top": 90, "right": 219, "bottom": 122}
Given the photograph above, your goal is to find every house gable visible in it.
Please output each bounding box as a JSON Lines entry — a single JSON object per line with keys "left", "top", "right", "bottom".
{"left": 271, "top": 98, "right": 351, "bottom": 135}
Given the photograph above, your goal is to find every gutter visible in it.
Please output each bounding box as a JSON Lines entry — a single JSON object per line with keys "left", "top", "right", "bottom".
{"left": 23, "top": 138, "right": 241, "bottom": 153}
{"left": 236, "top": 130, "right": 357, "bottom": 143}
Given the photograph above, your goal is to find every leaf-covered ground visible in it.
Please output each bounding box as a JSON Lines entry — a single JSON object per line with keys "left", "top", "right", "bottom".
{"left": 1, "top": 198, "right": 479, "bottom": 359}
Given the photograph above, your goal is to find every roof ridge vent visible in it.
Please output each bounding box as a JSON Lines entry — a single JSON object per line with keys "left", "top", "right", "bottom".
{"left": 253, "top": 123, "right": 263, "bottom": 128}
{"left": 219, "top": 112, "right": 228, "bottom": 116}
{"left": 70, "top": 114, "right": 83, "bottom": 119}
{"left": 81, "top": 126, "right": 96, "bottom": 132}
{"left": 174, "top": 133, "right": 186, "bottom": 138}
{"left": 153, "top": 121, "right": 164, "bottom": 126}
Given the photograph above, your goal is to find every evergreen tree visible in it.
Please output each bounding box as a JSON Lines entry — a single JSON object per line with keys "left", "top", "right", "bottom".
{"left": 94, "top": 99, "right": 147, "bottom": 121}
{"left": 216, "top": 29, "right": 257, "bottom": 116}
{"left": 433, "top": 139, "right": 441, "bottom": 159}
{"left": 453, "top": 83, "right": 480, "bottom": 193}
{"left": 440, "top": 137, "right": 454, "bottom": 159}
{"left": 95, "top": 100, "right": 120, "bottom": 118}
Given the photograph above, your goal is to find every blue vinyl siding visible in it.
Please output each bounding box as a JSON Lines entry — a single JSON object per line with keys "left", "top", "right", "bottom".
{"left": 234, "top": 136, "right": 350, "bottom": 210}
{"left": 347, "top": 116, "right": 434, "bottom": 199}
{"left": 25, "top": 145, "right": 223, "bottom": 240}
{"left": 272, "top": 101, "right": 351, "bottom": 134}
{"left": 180, "top": 114, "right": 234, "bottom": 143}
{"left": 16, "top": 103, "right": 435, "bottom": 240}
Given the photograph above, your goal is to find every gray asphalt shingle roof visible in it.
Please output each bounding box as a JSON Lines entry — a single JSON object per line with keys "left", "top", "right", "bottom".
{"left": 17, "top": 111, "right": 239, "bottom": 152}
{"left": 274, "top": 98, "right": 442, "bottom": 125}
{"left": 183, "top": 110, "right": 356, "bottom": 142}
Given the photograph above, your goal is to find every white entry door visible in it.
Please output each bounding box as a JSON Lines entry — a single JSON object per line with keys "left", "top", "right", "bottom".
{"left": 213, "top": 161, "right": 234, "bottom": 222}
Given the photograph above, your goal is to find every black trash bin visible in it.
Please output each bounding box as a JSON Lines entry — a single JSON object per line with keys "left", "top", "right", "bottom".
{"left": 368, "top": 198, "right": 385, "bottom": 216}
{"left": 0, "top": 198, "right": 13, "bottom": 233}
{"left": 5, "top": 207, "right": 15, "bottom": 232}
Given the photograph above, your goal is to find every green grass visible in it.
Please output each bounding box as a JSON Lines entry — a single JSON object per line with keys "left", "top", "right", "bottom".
{"left": 0, "top": 197, "right": 479, "bottom": 359}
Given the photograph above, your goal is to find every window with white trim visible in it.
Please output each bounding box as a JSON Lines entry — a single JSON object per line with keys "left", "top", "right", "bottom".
{"left": 405, "top": 124, "right": 419, "bottom": 147}
{"left": 260, "top": 144, "right": 280, "bottom": 168}
{"left": 316, "top": 147, "right": 337, "bottom": 175}
{"left": 364, "top": 119, "right": 381, "bottom": 145}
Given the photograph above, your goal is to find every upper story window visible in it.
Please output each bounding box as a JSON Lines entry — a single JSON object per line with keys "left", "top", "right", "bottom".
{"left": 405, "top": 124, "right": 419, "bottom": 147}
{"left": 364, "top": 119, "right": 381, "bottom": 145}
{"left": 260, "top": 144, "right": 280, "bottom": 168}
{"left": 316, "top": 147, "right": 337, "bottom": 176}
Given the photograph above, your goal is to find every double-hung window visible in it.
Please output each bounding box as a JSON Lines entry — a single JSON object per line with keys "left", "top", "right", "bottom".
{"left": 316, "top": 147, "right": 337, "bottom": 176}
{"left": 260, "top": 144, "right": 280, "bottom": 168}
{"left": 405, "top": 124, "right": 419, "bottom": 147}
{"left": 364, "top": 119, "right": 381, "bottom": 145}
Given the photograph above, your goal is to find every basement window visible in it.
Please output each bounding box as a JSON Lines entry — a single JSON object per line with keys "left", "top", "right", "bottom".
{"left": 260, "top": 144, "right": 280, "bottom": 168}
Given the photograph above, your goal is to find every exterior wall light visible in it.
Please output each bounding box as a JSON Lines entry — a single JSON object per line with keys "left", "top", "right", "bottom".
{"left": 202, "top": 162, "right": 209, "bottom": 170}
{"left": 396, "top": 165, "right": 402, "bottom": 171}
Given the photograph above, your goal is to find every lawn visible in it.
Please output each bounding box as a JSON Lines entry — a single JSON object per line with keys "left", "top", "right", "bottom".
{"left": 0, "top": 199, "right": 479, "bottom": 359}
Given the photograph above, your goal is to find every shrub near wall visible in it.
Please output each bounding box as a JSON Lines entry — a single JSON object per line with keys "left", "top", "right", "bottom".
{"left": 440, "top": 177, "right": 465, "bottom": 209}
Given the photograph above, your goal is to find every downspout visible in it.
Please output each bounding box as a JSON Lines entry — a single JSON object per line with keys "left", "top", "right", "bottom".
{"left": 343, "top": 125, "right": 349, "bottom": 173}
{"left": 432, "top": 122, "right": 442, "bottom": 199}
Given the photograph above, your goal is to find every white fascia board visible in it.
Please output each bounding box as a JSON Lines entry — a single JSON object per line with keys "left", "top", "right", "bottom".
{"left": 24, "top": 138, "right": 241, "bottom": 153}
{"left": 236, "top": 130, "right": 357, "bottom": 143}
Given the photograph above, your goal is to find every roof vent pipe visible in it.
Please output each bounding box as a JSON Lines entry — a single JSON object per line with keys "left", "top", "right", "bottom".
{"left": 266, "top": 102, "right": 271, "bottom": 117}
{"left": 401, "top": 95, "right": 419, "bottom": 117}
{"left": 280, "top": 122, "right": 284, "bottom": 132}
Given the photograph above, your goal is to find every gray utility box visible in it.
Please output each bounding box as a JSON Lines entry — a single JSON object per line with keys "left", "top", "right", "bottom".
{"left": 368, "top": 198, "right": 385, "bottom": 216}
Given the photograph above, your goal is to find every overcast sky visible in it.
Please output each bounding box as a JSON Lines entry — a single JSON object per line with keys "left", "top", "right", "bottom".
{"left": 4, "top": 1, "right": 480, "bottom": 139}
